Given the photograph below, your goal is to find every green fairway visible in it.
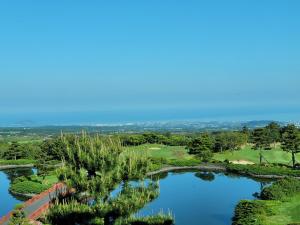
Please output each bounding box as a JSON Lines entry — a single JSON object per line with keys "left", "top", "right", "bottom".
{"left": 262, "top": 194, "right": 300, "bottom": 225}
{"left": 127, "top": 144, "right": 300, "bottom": 166}
{"left": 126, "top": 144, "right": 193, "bottom": 160}
{"left": 213, "top": 146, "right": 300, "bottom": 165}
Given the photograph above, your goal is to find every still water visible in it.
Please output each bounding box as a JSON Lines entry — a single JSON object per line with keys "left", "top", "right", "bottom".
{"left": 0, "top": 169, "right": 265, "bottom": 225}
{"left": 0, "top": 168, "right": 36, "bottom": 217}
{"left": 138, "top": 171, "right": 265, "bottom": 225}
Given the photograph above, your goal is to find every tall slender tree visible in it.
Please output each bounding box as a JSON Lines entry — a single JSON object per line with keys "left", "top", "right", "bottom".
{"left": 281, "top": 124, "right": 300, "bottom": 168}
{"left": 252, "top": 128, "right": 272, "bottom": 164}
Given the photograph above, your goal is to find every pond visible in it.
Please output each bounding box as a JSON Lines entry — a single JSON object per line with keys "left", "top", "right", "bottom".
{"left": 0, "top": 169, "right": 268, "bottom": 225}
{"left": 137, "top": 171, "right": 267, "bottom": 225}
{"left": 0, "top": 168, "right": 36, "bottom": 217}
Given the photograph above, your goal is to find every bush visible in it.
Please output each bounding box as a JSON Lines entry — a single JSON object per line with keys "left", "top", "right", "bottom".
{"left": 119, "top": 214, "right": 174, "bottom": 225}
{"left": 232, "top": 200, "right": 269, "bottom": 225}
{"left": 10, "top": 180, "right": 50, "bottom": 194}
{"left": 166, "top": 158, "right": 200, "bottom": 166}
{"left": 226, "top": 164, "right": 300, "bottom": 177}
{"left": 261, "top": 177, "right": 300, "bottom": 200}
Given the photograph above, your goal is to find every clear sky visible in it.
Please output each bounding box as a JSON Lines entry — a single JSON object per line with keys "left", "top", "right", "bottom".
{"left": 0, "top": 0, "right": 299, "bottom": 124}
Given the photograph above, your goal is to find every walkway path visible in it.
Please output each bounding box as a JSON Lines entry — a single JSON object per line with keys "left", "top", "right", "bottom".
{"left": 0, "top": 183, "right": 65, "bottom": 225}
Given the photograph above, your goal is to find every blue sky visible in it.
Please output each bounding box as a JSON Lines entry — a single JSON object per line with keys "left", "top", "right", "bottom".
{"left": 0, "top": 1, "right": 299, "bottom": 124}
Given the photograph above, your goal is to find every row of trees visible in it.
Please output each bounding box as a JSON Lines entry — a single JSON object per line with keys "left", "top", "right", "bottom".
{"left": 187, "top": 123, "right": 300, "bottom": 168}
{"left": 0, "top": 141, "right": 41, "bottom": 160}
{"left": 120, "top": 133, "right": 191, "bottom": 146}
{"left": 1, "top": 122, "right": 299, "bottom": 167}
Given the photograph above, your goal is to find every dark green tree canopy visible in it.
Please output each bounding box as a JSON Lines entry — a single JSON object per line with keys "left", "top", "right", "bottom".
{"left": 251, "top": 128, "right": 272, "bottom": 150}
{"left": 281, "top": 124, "right": 300, "bottom": 168}
{"left": 187, "top": 133, "right": 214, "bottom": 162}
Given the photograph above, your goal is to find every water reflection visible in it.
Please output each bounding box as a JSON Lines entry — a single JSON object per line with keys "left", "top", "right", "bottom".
{"left": 138, "top": 172, "right": 269, "bottom": 225}
{"left": 195, "top": 172, "right": 215, "bottom": 181}
{"left": 0, "top": 168, "right": 35, "bottom": 217}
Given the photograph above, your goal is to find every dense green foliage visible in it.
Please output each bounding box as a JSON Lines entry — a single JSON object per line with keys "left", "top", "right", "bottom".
{"left": 226, "top": 164, "right": 300, "bottom": 177}
{"left": 281, "top": 124, "right": 300, "bottom": 168}
{"left": 1, "top": 141, "right": 41, "bottom": 160}
{"left": 47, "top": 133, "right": 173, "bottom": 225}
{"left": 10, "top": 180, "right": 48, "bottom": 194}
{"left": 10, "top": 174, "right": 57, "bottom": 194}
{"left": 232, "top": 200, "right": 269, "bottom": 225}
{"left": 120, "top": 132, "right": 191, "bottom": 146}
{"left": 118, "top": 214, "right": 174, "bottom": 225}
{"left": 261, "top": 178, "right": 300, "bottom": 200}
{"left": 8, "top": 204, "right": 31, "bottom": 225}
{"left": 233, "top": 177, "right": 300, "bottom": 225}
{"left": 187, "top": 133, "right": 214, "bottom": 161}
{"left": 213, "top": 131, "right": 247, "bottom": 152}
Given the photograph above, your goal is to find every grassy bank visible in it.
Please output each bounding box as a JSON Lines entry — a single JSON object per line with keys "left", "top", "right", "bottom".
{"left": 127, "top": 144, "right": 300, "bottom": 166}
{"left": 126, "top": 144, "right": 200, "bottom": 167}
{"left": 213, "top": 146, "right": 300, "bottom": 165}
{"left": 226, "top": 164, "right": 300, "bottom": 177}
{"left": 233, "top": 178, "right": 300, "bottom": 225}
{"left": 263, "top": 194, "right": 300, "bottom": 224}
{"left": 10, "top": 173, "right": 58, "bottom": 195}
{"left": 0, "top": 159, "right": 36, "bottom": 166}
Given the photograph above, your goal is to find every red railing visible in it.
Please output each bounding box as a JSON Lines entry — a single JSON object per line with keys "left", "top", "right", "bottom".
{"left": 0, "top": 183, "right": 65, "bottom": 224}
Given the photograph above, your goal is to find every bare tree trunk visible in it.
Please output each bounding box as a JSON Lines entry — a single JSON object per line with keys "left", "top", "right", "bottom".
{"left": 259, "top": 150, "right": 263, "bottom": 165}
{"left": 292, "top": 152, "right": 296, "bottom": 168}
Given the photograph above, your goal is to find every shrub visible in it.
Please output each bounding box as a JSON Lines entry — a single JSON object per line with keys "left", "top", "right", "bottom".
{"left": 261, "top": 177, "right": 300, "bottom": 200}
{"left": 166, "top": 158, "right": 200, "bottom": 166}
{"left": 118, "top": 214, "right": 174, "bottom": 225}
{"left": 232, "top": 200, "right": 269, "bottom": 225}
{"left": 10, "top": 180, "right": 50, "bottom": 194}
{"left": 226, "top": 164, "right": 300, "bottom": 177}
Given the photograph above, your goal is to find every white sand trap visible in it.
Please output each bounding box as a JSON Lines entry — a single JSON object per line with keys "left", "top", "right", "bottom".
{"left": 149, "top": 147, "right": 161, "bottom": 150}
{"left": 230, "top": 160, "right": 255, "bottom": 165}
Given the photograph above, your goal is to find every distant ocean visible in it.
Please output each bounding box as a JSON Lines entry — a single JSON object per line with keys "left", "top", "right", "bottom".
{"left": 0, "top": 106, "right": 299, "bottom": 127}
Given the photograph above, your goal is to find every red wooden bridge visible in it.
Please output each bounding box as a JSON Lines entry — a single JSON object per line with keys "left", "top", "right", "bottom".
{"left": 0, "top": 183, "right": 65, "bottom": 225}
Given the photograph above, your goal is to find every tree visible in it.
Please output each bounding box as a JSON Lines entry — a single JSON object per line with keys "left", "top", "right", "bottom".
{"left": 47, "top": 133, "right": 173, "bottom": 225}
{"left": 281, "top": 124, "right": 300, "bottom": 168}
{"left": 265, "top": 122, "right": 281, "bottom": 147}
{"left": 40, "top": 137, "right": 65, "bottom": 160}
{"left": 214, "top": 132, "right": 247, "bottom": 152}
{"left": 121, "top": 134, "right": 146, "bottom": 146}
{"left": 3, "top": 141, "right": 26, "bottom": 160}
{"left": 187, "top": 134, "right": 214, "bottom": 162}
{"left": 251, "top": 128, "right": 272, "bottom": 164}
{"left": 241, "top": 126, "right": 250, "bottom": 143}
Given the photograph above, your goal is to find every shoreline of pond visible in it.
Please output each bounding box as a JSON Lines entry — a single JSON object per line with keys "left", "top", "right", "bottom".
{"left": 148, "top": 163, "right": 300, "bottom": 180}
{"left": 2, "top": 162, "right": 300, "bottom": 199}
{"left": 0, "top": 164, "right": 34, "bottom": 170}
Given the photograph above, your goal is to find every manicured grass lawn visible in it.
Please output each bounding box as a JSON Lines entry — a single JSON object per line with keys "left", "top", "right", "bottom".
{"left": 213, "top": 146, "right": 300, "bottom": 165}
{"left": 10, "top": 174, "right": 58, "bottom": 194}
{"left": 263, "top": 194, "right": 300, "bottom": 225}
{"left": 0, "top": 159, "right": 36, "bottom": 165}
{"left": 128, "top": 144, "right": 300, "bottom": 166}
{"left": 126, "top": 144, "right": 193, "bottom": 160}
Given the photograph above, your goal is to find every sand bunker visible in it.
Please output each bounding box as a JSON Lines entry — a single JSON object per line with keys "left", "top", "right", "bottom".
{"left": 149, "top": 147, "right": 161, "bottom": 150}
{"left": 230, "top": 160, "right": 255, "bottom": 165}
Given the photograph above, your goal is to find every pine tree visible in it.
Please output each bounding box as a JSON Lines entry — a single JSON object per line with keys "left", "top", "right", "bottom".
{"left": 281, "top": 124, "right": 300, "bottom": 168}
